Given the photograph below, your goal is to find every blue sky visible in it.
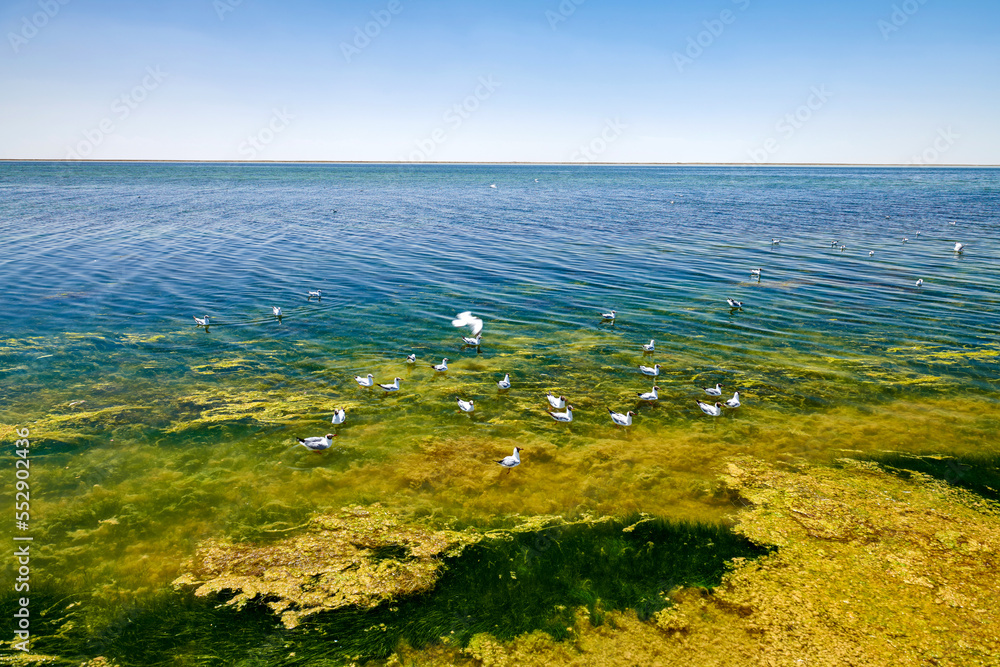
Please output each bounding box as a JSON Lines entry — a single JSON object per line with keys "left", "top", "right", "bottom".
{"left": 1, "top": 0, "right": 997, "bottom": 163}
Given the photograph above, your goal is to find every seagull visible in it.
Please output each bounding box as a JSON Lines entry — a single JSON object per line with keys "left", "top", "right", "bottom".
{"left": 696, "top": 401, "right": 722, "bottom": 417}
{"left": 548, "top": 405, "right": 574, "bottom": 422}
{"left": 296, "top": 433, "right": 336, "bottom": 451}
{"left": 547, "top": 394, "right": 566, "bottom": 409}
{"left": 704, "top": 383, "right": 723, "bottom": 396}
{"left": 772, "top": 239, "right": 781, "bottom": 245}
{"left": 637, "top": 386, "right": 659, "bottom": 401}
{"left": 378, "top": 377, "right": 402, "bottom": 392}
{"left": 489, "top": 184, "right": 497, "bottom": 189}
{"left": 193, "top": 315, "right": 210, "bottom": 327}
{"left": 307, "top": 290, "right": 322, "bottom": 299}
{"left": 331, "top": 408, "right": 346, "bottom": 425}
{"left": 915, "top": 279, "right": 924, "bottom": 287}
{"left": 916, "top": 231, "right": 921, "bottom": 236}
{"left": 461, "top": 334, "right": 482, "bottom": 346}
{"left": 727, "top": 298, "right": 743, "bottom": 309}
{"left": 406, "top": 354, "right": 416, "bottom": 364}
{"left": 642, "top": 339, "right": 655, "bottom": 352}
{"left": 457, "top": 398, "right": 474, "bottom": 412}
{"left": 830, "top": 240, "right": 838, "bottom": 247}
{"left": 452, "top": 311, "right": 483, "bottom": 337}
{"left": 432, "top": 358, "right": 449, "bottom": 372}
{"left": 496, "top": 447, "right": 522, "bottom": 473}
{"left": 949, "top": 221, "right": 956, "bottom": 225}
{"left": 639, "top": 364, "right": 660, "bottom": 376}
{"left": 497, "top": 373, "right": 511, "bottom": 390}
{"left": 355, "top": 373, "right": 374, "bottom": 387}
{"left": 750, "top": 268, "right": 762, "bottom": 277}
{"left": 840, "top": 245, "right": 847, "bottom": 252}
{"left": 272, "top": 306, "right": 282, "bottom": 317}
{"left": 869, "top": 251, "right": 875, "bottom": 257}
{"left": 725, "top": 391, "right": 741, "bottom": 408}
{"left": 601, "top": 310, "right": 616, "bottom": 320}
{"left": 954, "top": 242, "right": 965, "bottom": 253}
{"left": 902, "top": 238, "right": 908, "bottom": 243}
{"left": 608, "top": 409, "right": 634, "bottom": 428}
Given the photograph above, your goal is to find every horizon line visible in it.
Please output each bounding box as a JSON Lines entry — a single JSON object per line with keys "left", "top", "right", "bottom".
{"left": 1, "top": 159, "right": 998, "bottom": 168}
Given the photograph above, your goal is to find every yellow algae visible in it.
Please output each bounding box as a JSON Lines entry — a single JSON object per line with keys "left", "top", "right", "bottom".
{"left": 390, "top": 457, "right": 1000, "bottom": 666}
{"left": 173, "top": 504, "right": 480, "bottom": 629}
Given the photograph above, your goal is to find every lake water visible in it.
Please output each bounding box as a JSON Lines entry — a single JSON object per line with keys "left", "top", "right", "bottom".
{"left": 1, "top": 162, "right": 998, "bottom": 663}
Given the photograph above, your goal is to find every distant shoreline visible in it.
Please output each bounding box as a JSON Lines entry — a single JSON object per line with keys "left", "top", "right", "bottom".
{"left": 0, "top": 159, "right": 997, "bottom": 167}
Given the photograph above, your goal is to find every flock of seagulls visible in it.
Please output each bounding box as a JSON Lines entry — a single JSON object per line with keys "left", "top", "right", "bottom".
{"left": 198, "top": 230, "right": 970, "bottom": 472}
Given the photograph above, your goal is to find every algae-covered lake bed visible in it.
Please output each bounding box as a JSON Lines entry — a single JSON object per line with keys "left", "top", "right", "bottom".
{"left": 1, "top": 163, "right": 998, "bottom": 666}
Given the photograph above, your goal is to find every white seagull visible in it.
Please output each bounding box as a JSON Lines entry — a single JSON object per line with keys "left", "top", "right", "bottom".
{"left": 609, "top": 409, "right": 634, "bottom": 427}
{"left": 642, "top": 339, "right": 655, "bottom": 352}
{"left": 869, "top": 251, "right": 875, "bottom": 257}
{"left": 696, "top": 401, "right": 722, "bottom": 417}
{"left": 637, "top": 386, "right": 659, "bottom": 401}
{"left": 461, "top": 334, "right": 482, "bottom": 346}
{"left": 727, "top": 298, "right": 743, "bottom": 309}
{"left": 704, "top": 383, "right": 723, "bottom": 396}
{"left": 772, "top": 238, "right": 781, "bottom": 245}
{"left": 497, "top": 374, "right": 511, "bottom": 390}
{"left": 915, "top": 279, "right": 924, "bottom": 287}
{"left": 750, "top": 268, "right": 762, "bottom": 277}
{"left": 307, "top": 290, "right": 322, "bottom": 299}
{"left": 490, "top": 184, "right": 497, "bottom": 189}
{"left": 496, "top": 447, "right": 522, "bottom": 473}
{"left": 601, "top": 310, "right": 616, "bottom": 320}
{"left": 902, "top": 238, "right": 908, "bottom": 243}
{"left": 725, "top": 391, "right": 741, "bottom": 408}
{"left": 546, "top": 393, "right": 566, "bottom": 409}
{"left": 378, "top": 377, "right": 402, "bottom": 392}
{"left": 432, "top": 358, "right": 449, "bottom": 372}
{"left": 193, "top": 315, "right": 210, "bottom": 327}
{"left": 406, "top": 354, "right": 416, "bottom": 364}
{"left": 331, "top": 408, "right": 346, "bottom": 425}
{"left": 639, "top": 364, "right": 661, "bottom": 377}
{"left": 296, "top": 433, "right": 336, "bottom": 451}
{"left": 840, "top": 245, "right": 847, "bottom": 252}
{"left": 272, "top": 306, "right": 282, "bottom": 317}
{"left": 355, "top": 373, "right": 374, "bottom": 387}
{"left": 954, "top": 242, "right": 965, "bottom": 253}
{"left": 452, "top": 311, "right": 484, "bottom": 337}
{"left": 548, "top": 405, "right": 574, "bottom": 422}
{"left": 457, "top": 398, "right": 475, "bottom": 412}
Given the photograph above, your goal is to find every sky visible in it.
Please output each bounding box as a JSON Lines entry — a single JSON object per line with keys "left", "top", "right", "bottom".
{"left": 0, "top": 0, "right": 997, "bottom": 164}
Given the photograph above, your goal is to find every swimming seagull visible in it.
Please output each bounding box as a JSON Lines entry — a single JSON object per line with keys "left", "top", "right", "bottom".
{"left": 639, "top": 364, "right": 661, "bottom": 376}
{"left": 355, "top": 373, "right": 374, "bottom": 387}
{"left": 432, "top": 358, "right": 449, "bottom": 372}
{"left": 830, "top": 240, "right": 838, "bottom": 247}
{"left": 272, "top": 306, "right": 282, "bottom": 317}
{"left": 457, "top": 398, "right": 475, "bottom": 412}
{"left": 902, "top": 238, "right": 908, "bottom": 243}
{"left": 772, "top": 239, "right": 781, "bottom": 245}
{"left": 954, "top": 242, "right": 965, "bottom": 253}
{"left": 307, "top": 290, "right": 322, "bottom": 299}
{"left": 452, "top": 311, "right": 484, "bottom": 337}
{"left": 869, "top": 251, "right": 875, "bottom": 257}
{"left": 915, "top": 279, "right": 924, "bottom": 287}
{"left": 601, "top": 310, "right": 616, "bottom": 320}
{"left": 840, "top": 245, "right": 847, "bottom": 252}
{"left": 461, "top": 334, "right": 482, "bottom": 346}
{"left": 406, "top": 354, "right": 416, "bottom": 364}
{"left": 642, "top": 339, "right": 655, "bottom": 352}
{"left": 331, "top": 408, "right": 346, "bottom": 425}
{"left": 608, "top": 409, "right": 635, "bottom": 428}
{"left": 725, "top": 391, "right": 741, "bottom": 408}
{"left": 704, "top": 383, "right": 723, "bottom": 396}
{"left": 296, "top": 433, "right": 336, "bottom": 451}
{"left": 696, "top": 401, "right": 722, "bottom": 417}
{"left": 750, "top": 268, "right": 762, "bottom": 277}
{"left": 727, "top": 298, "right": 743, "bottom": 309}
{"left": 547, "top": 393, "right": 566, "bottom": 409}
{"left": 193, "top": 315, "right": 210, "bottom": 327}
{"left": 378, "top": 377, "right": 402, "bottom": 392}
{"left": 496, "top": 446, "right": 522, "bottom": 473}
{"left": 548, "top": 405, "right": 574, "bottom": 422}
{"left": 637, "top": 386, "right": 659, "bottom": 401}
{"left": 490, "top": 184, "right": 497, "bottom": 189}
{"left": 497, "top": 374, "right": 511, "bottom": 390}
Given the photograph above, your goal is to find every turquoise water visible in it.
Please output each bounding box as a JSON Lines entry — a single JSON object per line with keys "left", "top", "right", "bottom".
{"left": 1, "top": 162, "right": 998, "bottom": 664}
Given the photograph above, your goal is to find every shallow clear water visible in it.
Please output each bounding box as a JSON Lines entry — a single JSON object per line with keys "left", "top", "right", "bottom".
{"left": 1, "top": 162, "right": 998, "bottom": 661}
